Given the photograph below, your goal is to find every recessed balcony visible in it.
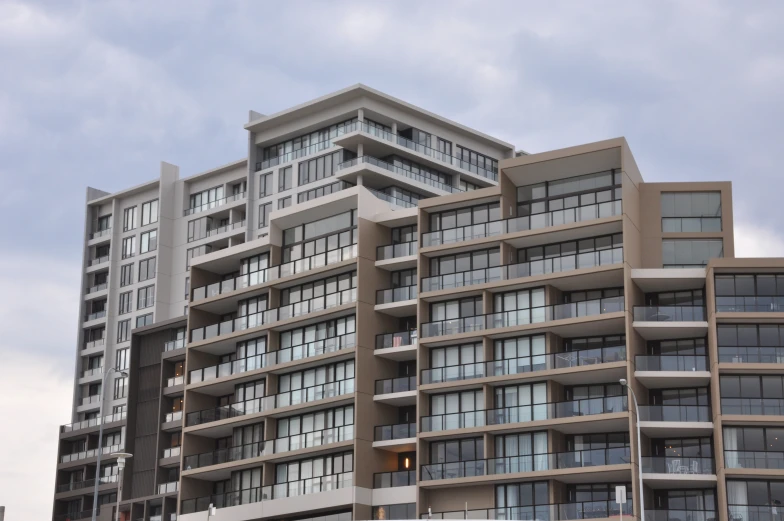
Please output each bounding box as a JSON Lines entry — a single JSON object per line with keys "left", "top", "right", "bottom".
{"left": 641, "top": 456, "right": 717, "bottom": 488}
{"left": 375, "top": 286, "right": 417, "bottom": 316}
{"left": 376, "top": 241, "right": 418, "bottom": 270}
{"left": 637, "top": 405, "right": 713, "bottom": 437}
{"left": 183, "top": 191, "right": 246, "bottom": 217}
{"left": 60, "top": 411, "right": 126, "bottom": 436}
{"left": 634, "top": 355, "right": 711, "bottom": 388}
{"left": 56, "top": 474, "right": 118, "bottom": 493}
{"left": 375, "top": 330, "right": 418, "bottom": 361}
{"left": 632, "top": 306, "right": 708, "bottom": 340}
{"left": 374, "top": 376, "right": 417, "bottom": 405}
{"left": 373, "top": 423, "right": 417, "bottom": 452}
{"left": 374, "top": 469, "right": 416, "bottom": 488}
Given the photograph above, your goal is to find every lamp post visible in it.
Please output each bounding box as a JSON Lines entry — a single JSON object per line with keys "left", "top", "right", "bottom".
{"left": 110, "top": 452, "right": 133, "bottom": 521}
{"left": 91, "top": 367, "right": 129, "bottom": 521}
{"left": 620, "top": 378, "right": 644, "bottom": 521}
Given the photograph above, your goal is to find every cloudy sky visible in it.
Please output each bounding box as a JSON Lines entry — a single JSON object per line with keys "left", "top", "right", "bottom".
{"left": 2, "top": 0, "right": 784, "bottom": 518}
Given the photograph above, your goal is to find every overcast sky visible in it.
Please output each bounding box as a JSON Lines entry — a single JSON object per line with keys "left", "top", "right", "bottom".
{"left": 2, "top": 0, "right": 784, "bottom": 518}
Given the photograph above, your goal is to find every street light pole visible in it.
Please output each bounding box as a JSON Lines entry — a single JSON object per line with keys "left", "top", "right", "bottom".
{"left": 620, "top": 378, "right": 644, "bottom": 521}
{"left": 110, "top": 453, "right": 133, "bottom": 521}
{"left": 91, "top": 368, "right": 128, "bottom": 521}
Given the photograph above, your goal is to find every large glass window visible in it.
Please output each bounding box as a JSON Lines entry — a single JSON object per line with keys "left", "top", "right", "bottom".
{"left": 274, "top": 451, "right": 353, "bottom": 490}
{"left": 431, "top": 247, "right": 500, "bottom": 276}
{"left": 276, "top": 405, "right": 354, "bottom": 439}
{"left": 517, "top": 234, "right": 623, "bottom": 269}
{"left": 139, "top": 257, "right": 156, "bottom": 282}
{"left": 652, "top": 489, "right": 716, "bottom": 513}
{"left": 123, "top": 206, "right": 136, "bottom": 231}
{"left": 496, "top": 482, "right": 549, "bottom": 512}
{"left": 262, "top": 118, "right": 357, "bottom": 164}
{"left": 494, "top": 288, "right": 546, "bottom": 312}
{"left": 141, "top": 199, "right": 159, "bottom": 226}
{"left": 283, "top": 211, "right": 356, "bottom": 262}
{"left": 387, "top": 155, "right": 453, "bottom": 187}
{"left": 189, "top": 186, "right": 224, "bottom": 211}
{"left": 118, "top": 291, "right": 132, "bottom": 315}
{"left": 137, "top": 285, "right": 155, "bottom": 309}
{"left": 279, "top": 316, "right": 355, "bottom": 359}
{"left": 718, "top": 325, "right": 784, "bottom": 363}
{"left": 120, "top": 264, "right": 133, "bottom": 287}
{"left": 456, "top": 145, "right": 499, "bottom": 174}
{"left": 117, "top": 320, "right": 130, "bottom": 343}
{"left": 721, "top": 375, "right": 784, "bottom": 414}
{"left": 724, "top": 427, "right": 784, "bottom": 468}
{"left": 430, "top": 296, "right": 483, "bottom": 321}
{"left": 494, "top": 382, "right": 548, "bottom": 417}
{"left": 258, "top": 203, "right": 272, "bottom": 228}
{"left": 279, "top": 166, "right": 292, "bottom": 192}
{"left": 278, "top": 361, "right": 355, "bottom": 394}
{"left": 517, "top": 170, "right": 622, "bottom": 221}
{"left": 122, "top": 236, "right": 136, "bottom": 259}
{"left": 259, "top": 173, "right": 273, "bottom": 197}
{"left": 715, "top": 274, "right": 784, "bottom": 312}
{"left": 430, "top": 202, "right": 501, "bottom": 232}
{"left": 140, "top": 229, "right": 157, "bottom": 253}
{"left": 727, "top": 480, "right": 784, "bottom": 521}
{"left": 662, "top": 239, "right": 723, "bottom": 267}
{"left": 280, "top": 272, "right": 357, "bottom": 306}
{"left": 661, "top": 192, "right": 721, "bottom": 232}
{"left": 430, "top": 389, "right": 484, "bottom": 416}
{"left": 298, "top": 150, "right": 355, "bottom": 186}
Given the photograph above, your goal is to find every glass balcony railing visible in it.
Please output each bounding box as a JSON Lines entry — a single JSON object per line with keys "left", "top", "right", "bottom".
{"left": 374, "top": 470, "right": 416, "bottom": 488}
{"left": 374, "top": 422, "right": 416, "bottom": 441}
{"left": 85, "top": 310, "right": 107, "bottom": 321}
{"left": 274, "top": 378, "right": 355, "bottom": 408}
{"left": 162, "top": 446, "right": 181, "bottom": 459}
{"left": 86, "top": 282, "right": 108, "bottom": 294}
{"left": 272, "top": 471, "right": 353, "bottom": 499}
{"left": 61, "top": 411, "right": 126, "bottom": 433}
{"left": 56, "top": 474, "right": 118, "bottom": 493}
{"left": 255, "top": 139, "right": 335, "bottom": 172}
{"left": 81, "top": 394, "right": 101, "bottom": 406}
{"left": 164, "top": 338, "right": 186, "bottom": 351}
{"left": 377, "top": 241, "right": 418, "bottom": 260}
{"left": 80, "top": 367, "right": 103, "bottom": 379}
{"left": 190, "top": 288, "right": 357, "bottom": 342}
{"left": 635, "top": 355, "right": 709, "bottom": 371}
{"left": 375, "top": 376, "right": 416, "bottom": 394}
{"left": 422, "top": 248, "right": 624, "bottom": 292}
{"left": 641, "top": 456, "right": 715, "bottom": 474}
{"left": 158, "top": 481, "right": 178, "bottom": 494}
{"left": 727, "top": 505, "right": 784, "bottom": 521}
{"left": 721, "top": 398, "right": 784, "bottom": 416}
{"left": 189, "top": 333, "right": 355, "bottom": 384}
{"left": 422, "top": 201, "right": 622, "bottom": 247}
{"left": 181, "top": 486, "right": 271, "bottom": 514}
{"left": 633, "top": 306, "right": 706, "bottom": 321}
{"left": 422, "top": 501, "right": 634, "bottom": 521}
{"left": 297, "top": 180, "right": 354, "bottom": 204}
{"left": 164, "top": 410, "right": 183, "bottom": 423}
{"left": 186, "top": 397, "right": 266, "bottom": 427}
{"left": 423, "top": 346, "right": 627, "bottom": 384}
{"left": 166, "top": 375, "right": 184, "bottom": 387}
{"left": 645, "top": 510, "right": 717, "bottom": 521}
{"left": 338, "top": 156, "right": 460, "bottom": 193}
{"left": 367, "top": 187, "right": 418, "bottom": 209}
{"left": 376, "top": 330, "right": 418, "bottom": 349}
{"left": 54, "top": 509, "right": 102, "bottom": 521}
{"left": 83, "top": 338, "right": 105, "bottom": 350}
{"left": 272, "top": 425, "right": 354, "bottom": 454}
{"left": 637, "top": 405, "right": 712, "bottom": 422}
{"left": 187, "top": 220, "right": 246, "bottom": 243}
{"left": 421, "top": 447, "right": 631, "bottom": 481}
{"left": 715, "top": 296, "right": 784, "bottom": 313}
{"left": 483, "top": 396, "right": 628, "bottom": 428}
{"left": 725, "top": 450, "right": 784, "bottom": 469}
{"left": 184, "top": 441, "right": 267, "bottom": 470}
{"left": 376, "top": 285, "right": 417, "bottom": 304}
{"left": 60, "top": 444, "right": 122, "bottom": 463}
{"left": 88, "top": 255, "right": 110, "bottom": 266}
{"left": 718, "top": 347, "right": 784, "bottom": 364}
{"left": 422, "top": 296, "right": 624, "bottom": 338}
{"left": 89, "top": 228, "right": 111, "bottom": 240}
{"left": 184, "top": 192, "right": 246, "bottom": 216}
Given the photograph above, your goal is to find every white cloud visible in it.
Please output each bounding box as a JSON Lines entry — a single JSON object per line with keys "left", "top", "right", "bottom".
{"left": 734, "top": 220, "right": 784, "bottom": 257}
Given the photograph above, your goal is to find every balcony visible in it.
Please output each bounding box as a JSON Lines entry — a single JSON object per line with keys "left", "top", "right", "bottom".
{"left": 255, "top": 139, "right": 335, "bottom": 172}
{"left": 271, "top": 424, "right": 354, "bottom": 454}
{"left": 422, "top": 345, "right": 627, "bottom": 385}
{"left": 374, "top": 470, "right": 416, "bottom": 488}
{"left": 189, "top": 333, "right": 355, "bottom": 384}
{"left": 641, "top": 456, "right": 716, "bottom": 487}
{"left": 645, "top": 511, "right": 716, "bottom": 521}
{"left": 375, "top": 376, "right": 416, "bottom": 394}
{"left": 421, "top": 395, "right": 628, "bottom": 433}
{"left": 420, "top": 447, "right": 631, "bottom": 481}
{"left": 54, "top": 508, "right": 101, "bottom": 521}
{"left": 184, "top": 441, "right": 266, "bottom": 470}
{"left": 368, "top": 187, "right": 418, "bottom": 209}
{"left": 421, "top": 201, "right": 623, "bottom": 247}
{"left": 164, "top": 411, "right": 183, "bottom": 423}
{"left": 638, "top": 405, "right": 713, "bottom": 437}
{"left": 184, "top": 192, "right": 246, "bottom": 216}
{"left": 728, "top": 505, "right": 781, "bottom": 521}
{"left": 166, "top": 375, "right": 184, "bottom": 387}
{"left": 190, "top": 288, "right": 357, "bottom": 342}
{"left": 374, "top": 423, "right": 416, "bottom": 441}
{"left": 80, "top": 367, "right": 103, "bottom": 379}
{"left": 187, "top": 219, "right": 245, "bottom": 243}
{"left": 633, "top": 306, "right": 706, "bottom": 321}
{"left": 721, "top": 398, "right": 784, "bottom": 416}
{"left": 423, "top": 502, "right": 633, "bottom": 521}
{"left": 86, "top": 282, "right": 108, "bottom": 294}
{"left": 61, "top": 411, "right": 126, "bottom": 434}
{"left": 89, "top": 228, "right": 112, "bottom": 240}
{"left": 375, "top": 330, "right": 418, "bottom": 359}
{"left": 164, "top": 338, "right": 186, "bottom": 351}
{"left": 84, "top": 310, "right": 107, "bottom": 322}
{"left": 56, "top": 474, "right": 118, "bottom": 493}
{"left": 60, "top": 444, "right": 122, "bottom": 464}
{"left": 376, "top": 285, "right": 417, "bottom": 304}
{"left": 338, "top": 155, "right": 460, "bottom": 194}
{"left": 725, "top": 450, "right": 784, "bottom": 469}
{"left": 83, "top": 338, "right": 105, "bottom": 351}
{"left": 80, "top": 394, "right": 101, "bottom": 407}
{"left": 88, "top": 255, "right": 109, "bottom": 267}
{"left": 716, "top": 296, "right": 784, "bottom": 313}
{"left": 162, "top": 446, "right": 181, "bottom": 459}
{"left": 719, "top": 346, "right": 784, "bottom": 364}
{"left": 635, "top": 355, "right": 711, "bottom": 388}
{"left": 421, "top": 248, "right": 624, "bottom": 293}
{"left": 377, "top": 241, "right": 418, "bottom": 261}
{"left": 158, "top": 481, "right": 178, "bottom": 494}
{"left": 421, "top": 295, "right": 624, "bottom": 338}
{"left": 632, "top": 306, "right": 708, "bottom": 340}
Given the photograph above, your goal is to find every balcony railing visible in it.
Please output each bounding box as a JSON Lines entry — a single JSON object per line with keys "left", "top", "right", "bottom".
{"left": 164, "top": 410, "right": 182, "bottom": 423}
{"left": 187, "top": 220, "right": 246, "bottom": 243}
{"left": 375, "top": 376, "right": 416, "bottom": 394}
{"left": 422, "top": 248, "right": 624, "bottom": 292}
{"left": 635, "top": 355, "right": 709, "bottom": 371}
{"left": 637, "top": 405, "right": 712, "bottom": 422}
{"left": 85, "top": 310, "right": 107, "bottom": 321}
{"left": 721, "top": 398, "right": 784, "bottom": 416}
{"left": 421, "top": 447, "right": 631, "bottom": 481}
{"left": 60, "top": 444, "right": 122, "bottom": 463}
{"left": 274, "top": 378, "right": 355, "bottom": 408}
{"left": 61, "top": 411, "right": 126, "bottom": 433}
{"left": 422, "top": 396, "right": 628, "bottom": 432}
{"left": 190, "top": 288, "right": 357, "bottom": 342}
{"left": 716, "top": 296, "right": 784, "bottom": 313}
{"left": 338, "top": 156, "right": 460, "bottom": 193}
{"left": 641, "top": 456, "right": 715, "bottom": 474}
{"left": 367, "top": 187, "right": 418, "bottom": 209}
{"left": 166, "top": 375, "right": 184, "bottom": 387}
{"left": 272, "top": 425, "right": 354, "bottom": 454}
{"left": 164, "top": 338, "right": 186, "bottom": 351}
{"left": 81, "top": 394, "right": 101, "bottom": 406}
{"left": 184, "top": 441, "right": 266, "bottom": 470}
{"left": 645, "top": 511, "right": 717, "bottom": 521}
{"left": 376, "top": 285, "right": 417, "bottom": 304}
{"left": 56, "top": 474, "right": 118, "bottom": 493}
{"left": 423, "top": 345, "right": 627, "bottom": 384}
{"left": 422, "top": 501, "right": 634, "bottom": 521}
{"left": 158, "top": 481, "right": 178, "bottom": 494}
{"left": 186, "top": 397, "right": 266, "bottom": 426}
{"left": 376, "top": 330, "right": 418, "bottom": 349}
{"left": 718, "top": 346, "right": 784, "bottom": 364}
{"left": 83, "top": 338, "right": 105, "bottom": 350}
{"left": 342, "top": 121, "right": 499, "bottom": 181}
{"left": 255, "top": 139, "right": 335, "bottom": 172}
{"left": 374, "top": 470, "right": 416, "bottom": 488}
{"left": 190, "top": 333, "right": 355, "bottom": 384}
{"left": 725, "top": 450, "right": 784, "bottom": 469}
{"left": 633, "top": 306, "right": 706, "bottom": 321}
{"left": 190, "top": 244, "right": 357, "bottom": 301}
{"left": 54, "top": 508, "right": 101, "bottom": 521}
{"left": 80, "top": 367, "right": 103, "bottom": 379}
{"left": 421, "top": 296, "right": 624, "bottom": 338}
{"left": 184, "top": 192, "right": 246, "bottom": 216}
{"left": 89, "top": 228, "right": 111, "bottom": 240}
{"left": 162, "top": 446, "right": 181, "bottom": 458}
{"left": 272, "top": 471, "right": 353, "bottom": 499}
{"left": 86, "top": 282, "right": 108, "bottom": 294}
{"left": 374, "top": 422, "right": 416, "bottom": 441}
{"left": 727, "top": 505, "right": 784, "bottom": 521}
{"left": 377, "top": 241, "right": 418, "bottom": 260}
{"left": 422, "top": 201, "right": 622, "bottom": 247}
{"left": 297, "top": 180, "right": 354, "bottom": 204}
{"left": 88, "top": 255, "right": 110, "bottom": 266}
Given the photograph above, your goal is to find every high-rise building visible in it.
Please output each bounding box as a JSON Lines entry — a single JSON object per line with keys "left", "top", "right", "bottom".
{"left": 52, "top": 84, "right": 778, "bottom": 521}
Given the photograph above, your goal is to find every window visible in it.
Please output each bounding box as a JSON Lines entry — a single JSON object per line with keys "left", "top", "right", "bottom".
{"left": 279, "top": 166, "right": 292, "bottom": 192}
{"left": 724, "top": 427, "right": 784, "bottom": 468}
{"left": 297, "top": 180, "right": 352, "bottom": 203}
{"left": 238, "top": 295, "right": 268, "bottom": 318}
{"left": 259, "top": 202, "right": 272, "bottom": 228}
{"left": 644, "top": 288, "right": 704, "bottom": 306}
{"left": 426, "top": 343, "right": 483, "bottom": 384}
{"left": 721, "top": 375, "right": 784, "bottom": 415}
{"left": 189, "top": 186, "right": 224, "bottom": 211}
{"left": 113, "top": 377, "right": 127, "bottom": 399}
{"left": 428, "top": 390, "right": 483, "bottom": 430}
{"left": 279, "top": 316, "right": 356, "bottom": 362}
{"left": 278, "top": 361, "right": 355, "bottom": 396}
{"left": 459, "top": 179, "right": 480, "bottom": 191}
{"left": 118, "top": 292, "right": 132, "bottom": 315}
{"left": 718, "top": 324, "right": 784, "bottom": 363}
{"left": 428, "top": 437, "right": 484, "bottom": 477}
{"left": 280, "top": 272, "right": 357, "bottom": 307}
{"left": 647, "top": 337, "right": 706, "bottom": 355}
{"left": 120, "top": 264, "right": 133, "bottom": 287}
{"left": 727, "top": 480, "right": 784, "bottom": 516}
{"left": 392, "top": 225, "right": 417, "bottom": 244}
{"left": 437, "top": 137, "right": 452, "bottom": 156}
{"left": 136, "top": 313, "right": 153, "bottom": 328}
{"left": 122, "top": 236, "right": 136, "bottom": 259}
{"left": 117, "top": 320, "right": 130, "bottom": 343}
{"left": 115, "top": 349, "right": 128, "bottom": 370}
{"left": 275, "top": 451, "right": 353, "bottom": 489}
{"left": 185, "top": 277, "right": 190, "bottom": 298}
{"left": 662, "top": 239, "right": 723, "bottom": 267}
{"left": 661, "top": 192, "right": 721, "bottom": 232}
{"left": 391, "top": 269, "right": 416, "bottom": 288}
{"left": 715, "top": 274, "right": 784, "bottom": 312}
{"left": 494, "top": 382, "right": 548, "bottom": 421}
{"left": 261, "top": 117, "right": 356, "bottom": 166}
{"left": 95, "top": 214, "right": 112, "bottom": 233}
{"left": 232, "top": 180, "right": 246, "bottom": 195}
{"left": 141, "top": 199, "right": 159, "bottom": 226}
{"left": 389, "top": 155, "right": 452, "bottom": 189}
{"left": 139, "top": 257, "right": 156, "bottom": 282}
{"left": 140, "top": 229, "right": 157, "bottom": 253}
{"left": 456, "top": 144, "right": 499, "bottom": 177}
{"left": 494, "top": 288, "right": 546, "bottom": 315}
{"left": 123, "top": 206, "right": 136, "bottom": 231}
{"left": 186, "top": 245, "right": 213, "bottom": 268}
{"left": 430, "top": 247, "right": 501, "bottom": 276}
{"left": 496, "top": 482, "right": 550, "bottom": 516}
{"left": 278, "top": 196, "right": 291, "bottom": 210}
{"left": 298, "top": 150, "right": 355, "bottom": 186}
{"left": 259, "top": 173, "right": 273, "bottom": 197}
{"left": 568, "top": 483, "right": 632, "bottom": 512}
{"left": 653, "top": 490, "right": 716, "bottom": 513}
{"left": 379, "top": 186, "right": 422, "bottom": 206}
{"left": 428, "top": 297, "right": 484, "bottom": 336}
{"left": 518, "top": 234, "right": 624, "bottom": 272}
{"left": 276, "top": 405, "right": 354, "bottom": 440}
{"left": 282, "top": 211, "right": 357, "bottom": 263}
{"left": 494, "top": 335, "right": 547, "bottom": 370}
{"left": 430, "top": 202, "right": 501, "bottom": 232}
{"left": 138, "top": 285, "right": 155, "bottom": 309}
{"left": 373, "top": 504, "right": 415, "bottom": 520}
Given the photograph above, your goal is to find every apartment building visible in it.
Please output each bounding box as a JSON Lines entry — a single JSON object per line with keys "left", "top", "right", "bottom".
{"left": 52, "top": 84, "right": 782, "bottom": 521}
